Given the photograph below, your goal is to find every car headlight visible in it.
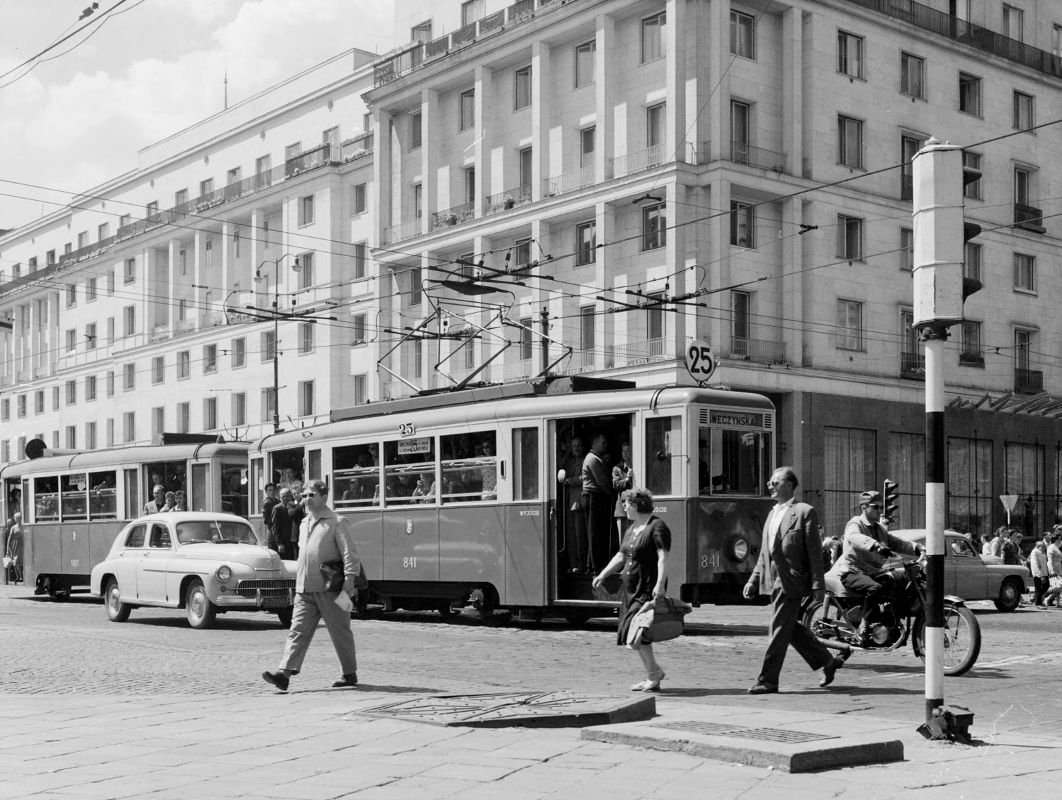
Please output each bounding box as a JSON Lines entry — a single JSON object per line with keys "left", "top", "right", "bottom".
{"left": 730, "top": 538, "right": 749, "bottom": 562}
{"left": 216, "top": 565, "right": 232, "bottom": 582}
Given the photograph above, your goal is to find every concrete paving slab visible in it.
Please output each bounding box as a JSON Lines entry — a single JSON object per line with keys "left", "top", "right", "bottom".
{"left": 581, "top": 704, "right": 905, "bottom": 773}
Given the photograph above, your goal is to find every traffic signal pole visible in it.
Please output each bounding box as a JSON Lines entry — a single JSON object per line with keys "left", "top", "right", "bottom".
{"left": 911, "top": 138, "right": 981, "bottom": 739}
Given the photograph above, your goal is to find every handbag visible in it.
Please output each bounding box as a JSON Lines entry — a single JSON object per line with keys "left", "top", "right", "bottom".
{"left": 320, "top": 560, "right": 369, "bottom": 592}
{"left": 1050, "top": 575, "right": 1062, "bottom": 591}
{"left": 626, "top": 595, "right": 693, "bottom": 647}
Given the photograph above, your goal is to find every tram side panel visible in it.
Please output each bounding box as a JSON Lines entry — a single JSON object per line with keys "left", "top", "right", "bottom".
{"left": 58, "top": 524, "right": 91, "bottom": 586}
{"left": 383, "top": 506, "right": 440, "bottom": 583}
{"left": 439, "top": 504, "right": 505, "bottom": 597}
{"left": 343, "top": 512, "right": 383, "bottom": 588}
{"left": 504, "top": 504, "right": 546, "bottom": 607}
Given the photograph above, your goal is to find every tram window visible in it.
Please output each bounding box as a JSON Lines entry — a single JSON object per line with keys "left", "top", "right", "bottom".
{"left": 60, "top": 474, "right": 89, "bottom": 521}
{"left": 123, "top": 469, "right": 138, "bottom": 519}
{"left": 271, "top": 448, "right": 305, "bottom": 494}
{"left": 221, "top": 463, "right": 248, "bottom": 518}
{"left": 34, "top": 477, "right": 59, "bottom": 521}
{"left": 88, "top": 471, "right": 118, "bottom": 519}
{"left": 699, "top": 428, "right": 771, "bottom": 496}
{"left": 383, "top": 438, "right": 435, "bottom": 506}
{"left": 250, "top": 459, "right": 264, "bottom": 514}
{"left": 513, "top": 428, "right": 539, "bottom": 501}
{"left": 308, "top": 449, "right": 322, "bottom": 481}
{"left": 191, "top": 464, "right": 208, "bottom": 512}
{"left": 645, "top": 417, "right": 681, "bottom": 497}
{"left": 334, "top": 444, "right": 379, "bottom": 508}
{"left": 124, "top": 524, "right": 146, "bottom": 548}
{"left": 440, "top": 431, "right": 496, "bottom": 503}
{"left": 143, "top": 461, "right": 187, "bottom": 506}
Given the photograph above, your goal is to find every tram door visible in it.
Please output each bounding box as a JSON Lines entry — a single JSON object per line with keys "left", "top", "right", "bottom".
{"left": 549, "top": 414, "right": 634, "bottom": 601}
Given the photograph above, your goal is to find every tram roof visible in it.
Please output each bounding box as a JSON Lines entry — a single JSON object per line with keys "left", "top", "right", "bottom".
{"left": 252, "top": 379, "right": 775, "bottom": 453}
{"left": 0, "top": 441, "right": 251, "bottom": 479}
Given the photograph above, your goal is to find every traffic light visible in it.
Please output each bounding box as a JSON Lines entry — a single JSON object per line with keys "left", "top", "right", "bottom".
{"left": 961, "top": 157, "right": 983, "bottom": 305}
{"left": 883, "top": 479, "right": 900, "bottom": 524}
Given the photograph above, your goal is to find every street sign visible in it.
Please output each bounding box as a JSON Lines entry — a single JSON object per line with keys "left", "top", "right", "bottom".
{"left": 685, "top": 339, "right": 716, "bottom": 383}
{"left": 1000, "top": 494, "right": 1019, "bottom": 525}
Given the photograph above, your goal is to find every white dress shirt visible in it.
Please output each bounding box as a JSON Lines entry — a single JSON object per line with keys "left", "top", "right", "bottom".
{"left": 766, "top": 498, "right": 795, "bottom": 555}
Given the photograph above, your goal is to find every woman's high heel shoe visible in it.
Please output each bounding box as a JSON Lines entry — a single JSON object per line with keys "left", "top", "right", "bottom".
{"left": 631, "top": 671, "right": 664, "bottom": 692}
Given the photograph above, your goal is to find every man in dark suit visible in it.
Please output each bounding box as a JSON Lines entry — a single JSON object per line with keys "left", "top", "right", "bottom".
{"left": 742, "top": 466, "right": 844, "bottom": 694}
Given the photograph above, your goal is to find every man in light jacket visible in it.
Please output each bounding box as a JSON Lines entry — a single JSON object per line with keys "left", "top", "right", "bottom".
{"left": 263, "top": 479, "right": 362, "bottom": 691}
{"left": 1030, "top": 537, "right": 1049, "bottom": 607}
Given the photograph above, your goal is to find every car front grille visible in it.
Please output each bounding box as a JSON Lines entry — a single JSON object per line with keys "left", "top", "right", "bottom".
{"left": 234, "top": 579, "right": 295, "bottom": 598}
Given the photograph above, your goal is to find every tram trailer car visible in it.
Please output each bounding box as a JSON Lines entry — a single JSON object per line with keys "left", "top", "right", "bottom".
{"left": 0, "top": 438, "right": 251, "bottom": 600}
{"left": 250, "top": 378, "right": 776, "bottom": 621}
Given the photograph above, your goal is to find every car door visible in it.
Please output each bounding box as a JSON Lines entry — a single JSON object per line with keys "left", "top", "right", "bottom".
{"left": 947, "top": 535, "right": 989, "bottom": 600}
{"left": 135, "top": 522, "right": 173, "bottom": 604}
{"left": 115, "top": 524, "right": 147, "bottom": 595}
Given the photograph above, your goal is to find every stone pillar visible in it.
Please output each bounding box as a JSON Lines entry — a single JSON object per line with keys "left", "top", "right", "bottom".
{"left": 595, "top": 201, "right": 612, "bottom": 369}
{"left": 422, "top": 90, "right": 438, "bottom": 236}
{"left": 709, "top": 0, "right": 731, "bottom": 166}
{"left": 250, "top": 208, "right": 263, "bottom": 276}
{"left": 782, "top": 197, "right": 806, "bottom": 366}
{"left": 474, "top": 66, "right": 492, "bottom": 218}
{"left": 531, "top": 42, "right": 552, "bottom": 202}
{"left": 531, "top": 219, "right": 552, "bottom": 374}
{"left": 665, "top": 182, "right": 688, "bottom": 357}
{"left": 782, "top": 7, "right": 804, "bottom": 178}
{"left": 373, "top": 108, "right": 392, "bottom": 243}
{"left": 220, "top": 222, "right": 231, "bottom": 299}
{"left": 665, "top": 0, "right": 687, "bottom": 165}
{"left": 167, "top": 239, "right": 177, "bottom": 332}
{"left": 193, "top": 232, "right": 202, "bottom": 328}
{"left": 708, "top": 180, "right": 731, "bottom": 350}
{"left": 595, "top": 15, "right": 615, "bottom": 184}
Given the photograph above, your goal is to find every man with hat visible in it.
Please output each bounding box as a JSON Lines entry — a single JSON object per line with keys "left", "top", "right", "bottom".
{"left": 826, "top": 490, "right": 923, "bottom": 644}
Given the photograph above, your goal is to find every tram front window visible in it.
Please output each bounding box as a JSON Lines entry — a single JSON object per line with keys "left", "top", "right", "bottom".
{"left": 334, "top": 444, "right": 379, "bottom": 508}
{"left": 440, "top": 432, "right": 497, "bottom": 503}
{"left": 383, "top": 438, "right": 435, "bottom": 506}
{"left": 699, "top": 427, "right": 771, "bottom": 496}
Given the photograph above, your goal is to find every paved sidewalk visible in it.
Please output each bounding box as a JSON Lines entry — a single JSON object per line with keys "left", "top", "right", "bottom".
{"left": 4, "top": 686, "right": 1062, "bottom": 799}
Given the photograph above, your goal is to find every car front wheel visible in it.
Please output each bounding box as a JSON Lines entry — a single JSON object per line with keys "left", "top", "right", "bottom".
{"left": 105, "top": 578, "right": 131, "bottom": 623}
{"left": 185, "top": 580, "right": 217, "bottom": 629}
{"left": 994, "top": 577, "right": 1023, "bottom": 612}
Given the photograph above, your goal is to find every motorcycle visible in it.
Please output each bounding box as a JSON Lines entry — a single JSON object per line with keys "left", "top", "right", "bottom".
{"left": 803, "top": 556, "right": 981, "bottom": 677}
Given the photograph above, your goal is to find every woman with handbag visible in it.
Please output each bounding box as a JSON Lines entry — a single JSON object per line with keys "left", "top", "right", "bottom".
{"left": 592, "top": 487, "right": 671, "bottom": 692}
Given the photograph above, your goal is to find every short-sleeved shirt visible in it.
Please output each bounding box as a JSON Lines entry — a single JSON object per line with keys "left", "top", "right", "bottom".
{"left": 619, "top": 516, "right": 672, "bottom": 602}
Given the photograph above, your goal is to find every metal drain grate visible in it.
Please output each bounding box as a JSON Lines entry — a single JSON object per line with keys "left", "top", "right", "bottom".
{"left": 652, "top": 720, "right": 838, "bottom": 744}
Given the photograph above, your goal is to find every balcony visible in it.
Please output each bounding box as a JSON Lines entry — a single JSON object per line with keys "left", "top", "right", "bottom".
{"left": 175, "top": 318, "right": 197, "bottom": 336}
{"left": 730, "top": 141, "right": 788, "bottom": 174}
{"left": 373, "top": 0, "right": 579, "bottom": 87}
{"left": 560, "top": 348, "right": 596, "bottom": 374}
{"left": 689, "top": 141, "right": 710, "bottom": 166}
{"left": 501, "top": 358, "right": 534, "bottom": 383}
{"left": 615, "top": 339, "right": 668, "bottom": 367}
{"left": 842, "top": 0, "right": 1062, "bottom": 80}
{"left": 339, "top": 132, "right": 374, "bottom": 163}
{"left": 610, "top": 144, "right": 670, "bottom": 180}
{"left": 1014, "top": 204, "right": 1046, "bottom": 234}
{"left": 485, "top": 185, "right": 532, "bottom": 216}
{"left": 431, "top": 202, "right": 475, "bottom": 231}
{"left": 729, "top": 337, "right": 787, "bottom": 366}
{"left": 382, "top": 219, "right": 422, "bottom": 245}
{"left": 546, "top": 166, "right": 595, "bottom": 197}
{"left": 900, "top": 351, "right": 925, "bottom": 379}
{"left": 382, "top": 380, "right": 417, "bottom": 400}
{"left": 1015, "top": 368, "right": 1044, "bottom": 394}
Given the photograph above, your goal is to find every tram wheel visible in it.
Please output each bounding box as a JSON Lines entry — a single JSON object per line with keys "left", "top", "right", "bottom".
{"left": 563, "top": 609, "right": 595, "bottom": 626}
{"left": 437, "top": 601, "right": 457, "bottom": 618}
{"left": 51, "top": 584, "right": 71, "bottom": 602}
{"left": 471, "top": 585, "right": 498, "bottom": 620}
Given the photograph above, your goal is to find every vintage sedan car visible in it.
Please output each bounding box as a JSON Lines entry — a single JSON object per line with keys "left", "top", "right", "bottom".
{"left": 89, "top": 512, "right": 295, "bottom": 629}
{"left": 891, "top": 529, "right": 1030, "bottom": 612}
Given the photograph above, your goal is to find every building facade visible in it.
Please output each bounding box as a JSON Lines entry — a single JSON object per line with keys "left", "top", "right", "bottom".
{"left": 4, "top": 0, "right": 1062, "bottom": 540}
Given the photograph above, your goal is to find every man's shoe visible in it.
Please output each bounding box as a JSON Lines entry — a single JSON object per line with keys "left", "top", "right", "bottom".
{"left": 332, "top": 673, "right": 358, "bottom": 688}
{"left": 748, "top": 681, "right": 778, "bottom": 695}
{"left": 820, "top": 656, "right": 844, "bottom": 688}
{"left": 262, "top": 670, "right": 289, "bottom": 691}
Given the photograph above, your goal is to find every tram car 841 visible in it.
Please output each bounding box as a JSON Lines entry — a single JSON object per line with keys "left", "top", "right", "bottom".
{"left": 249, "top": 378, "right": 776, "bottom": 621}
{"left": 0, "top": 435, "right": 252, "bottom": 600}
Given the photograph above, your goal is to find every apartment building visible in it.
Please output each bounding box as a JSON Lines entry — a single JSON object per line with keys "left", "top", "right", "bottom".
{"left": 369, "top": 0, "right": 1062, "bottom": 537}
{"left": 0, "top": 49, "right": 379, "bottom": 460}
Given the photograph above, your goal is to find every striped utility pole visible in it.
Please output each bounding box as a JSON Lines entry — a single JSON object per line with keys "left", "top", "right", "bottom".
{"left": 911, "top": 138, "right": 981, "bottom": 735}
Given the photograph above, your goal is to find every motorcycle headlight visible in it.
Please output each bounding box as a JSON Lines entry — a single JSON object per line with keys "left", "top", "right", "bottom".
{"left": 730, "top": 538, "right": 749, "bottom": 562}
{"left": 216, "top": 565, "right": 232, "bottom": 582}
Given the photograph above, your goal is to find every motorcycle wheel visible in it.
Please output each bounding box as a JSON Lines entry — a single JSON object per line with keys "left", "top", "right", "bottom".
{"left": 912, "top": 604, "right": 981, "bottom": 677}
{"left": 802, "top": 600, "right": 840, "bottom": 641}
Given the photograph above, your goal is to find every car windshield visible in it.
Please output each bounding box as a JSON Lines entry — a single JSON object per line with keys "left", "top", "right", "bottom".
{"left": 176, "top": 520, "right": 260, "bottom": 545}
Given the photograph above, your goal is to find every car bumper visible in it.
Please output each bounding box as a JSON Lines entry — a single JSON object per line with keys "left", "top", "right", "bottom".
{"left": 214, "top": 588, "right": 294, "bottom": 609}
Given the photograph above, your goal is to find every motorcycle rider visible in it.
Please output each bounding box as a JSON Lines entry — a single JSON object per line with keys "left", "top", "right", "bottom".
{"left": 826, "top": 490, "right": 923, "bottom": 645}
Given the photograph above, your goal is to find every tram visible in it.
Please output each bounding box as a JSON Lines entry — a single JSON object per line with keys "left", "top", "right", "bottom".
{"left": 0, "top": 436, "right": 251, "bottom": 599}
{"left": 250, "top": 377, "right": 776, "bottom": 621}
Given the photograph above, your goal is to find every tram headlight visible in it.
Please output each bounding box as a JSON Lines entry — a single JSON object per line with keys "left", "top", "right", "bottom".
{"left": 216, "top": 565, "right": 232, "bottom": 582}
{"left": 730, "top": 538, "right": 749, "bottom": 562}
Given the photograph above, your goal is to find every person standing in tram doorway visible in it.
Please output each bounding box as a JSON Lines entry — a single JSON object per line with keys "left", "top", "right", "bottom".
{"left": 612, "top": 442, "right": 635, "bottom": 544}
{"left": 559, "top": 436, "right": 588, "bottom": 573}
{"left": 262, "top": 479, "right": 361, "bottom": 691}
{"left": 582, "top": 432, "right": 613, "bottom": 573}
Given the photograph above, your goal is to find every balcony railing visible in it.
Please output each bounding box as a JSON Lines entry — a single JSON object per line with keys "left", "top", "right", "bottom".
{"left": 1015, "top": 368, "right": 1044, "bottom": 394}
{"left": 546, "top": 166, "right": 595, "bottom": 197}
{"left": 175, "top": 318, "right": 197, "bottom": 335}
{"left": 431, "top": 202, "right": 475, "bottom": 231}
{"left": 615, "top": 339, "right": 668, "bottom": 367}
{"left": 610, "top": 144, "right": 669, "bottom": 179}
{"left": 560, "top": 349, "right": 597, "bottom": 374}
{"left": 729, "top": 337, "right": 787, "bottom": 366}
{"left": 339, "top": 132, "right": 374, "bottom": 163}
{"left": 730, "top": 141, "right": 788, "bottom": 174}
{"left": 501, "top": 358, "right": 534, "bottom": 383}
{"left": 485, "top": 185, "right": 532, "bottom": 216}
{"left": 689, "top": 141, "right": 710, "bottom": 166}
{"left": 382, "top": 380, "right": 417, "bottom": 400}
{"left": 1014, "top": 204, "right": 1046, "bottom": 233}
{"left": 900, "top": 351, "right": 925, "bottom": 378}
{"left": 373, "top": 0, "right": 579, "bottom": 87}
{"left": 382, "top": 219, "right": 422, "bottom": 245}
{"left": 842, "top": 0, "right": 1062, "bottom": 80}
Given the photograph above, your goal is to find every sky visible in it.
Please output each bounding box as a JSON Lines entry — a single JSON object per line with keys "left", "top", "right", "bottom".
{"left": 0, "top": 0, "right": 394, "bottom": 232}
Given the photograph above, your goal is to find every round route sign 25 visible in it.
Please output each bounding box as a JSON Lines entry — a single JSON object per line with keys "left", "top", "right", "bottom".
{"left": 685, "top": 339, "right": 716, "bottom": 382}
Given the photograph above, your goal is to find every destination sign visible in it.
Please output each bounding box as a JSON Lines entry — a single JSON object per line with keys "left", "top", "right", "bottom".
{"left": 710, "top": 411, "right": 764, "bottom": 428}
{"left": 397, "top": 438, "right": 433, "bottom": 455}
